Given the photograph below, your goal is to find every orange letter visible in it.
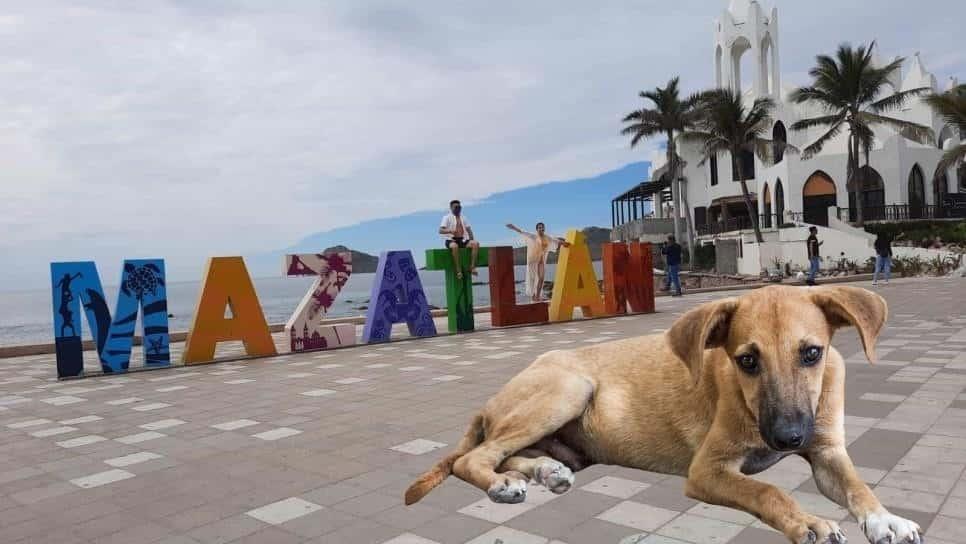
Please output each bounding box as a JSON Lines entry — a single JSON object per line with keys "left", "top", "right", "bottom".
{"left": 183, "top": 257, "right": 277, "bottom": 364}
{"left": 488, "top": 246, "right": 548, "bottom": 327}
{"left": 549, "top": 230, "right": 606, "bottom": 322}
{"left": 603, "top": 242, "right": 655, "bottom": 315}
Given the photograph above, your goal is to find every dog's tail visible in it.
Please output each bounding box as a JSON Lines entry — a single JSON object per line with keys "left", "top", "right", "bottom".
{"left": 404, "top": 413, "right": 485, "bottom": 505}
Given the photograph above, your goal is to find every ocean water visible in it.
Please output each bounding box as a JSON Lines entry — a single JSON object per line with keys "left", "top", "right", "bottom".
{"left": 0, "top": 262, "right": 602, "bottom": 347}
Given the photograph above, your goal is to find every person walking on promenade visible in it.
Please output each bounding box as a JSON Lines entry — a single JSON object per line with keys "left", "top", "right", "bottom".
{"left": 806, "top": 226, "right": 823, "bottom": 286}
{"left": 873, "top": 232, "right": 893, "bottom": 286}
{"left": 506, "top": 222, "right": 570, "bottom": 302}
{"left": 439, "top": 200, "right": 480, "bottom": 279}
{"left": 661, "top": 235, "right": 683, "bottom": 296}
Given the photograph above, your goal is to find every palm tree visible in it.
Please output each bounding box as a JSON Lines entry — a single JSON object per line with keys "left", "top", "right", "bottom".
{"left": 789, "top": 42, "right": 933, "bottom": 225}
{"left": 681, "top": 88, "right": 792, "bottom": 243}
{"left": 621, "top": 77, "right": 700, "bottom": 260}
{"left": 925, "top": 84, "right": 966, "bottom": 187}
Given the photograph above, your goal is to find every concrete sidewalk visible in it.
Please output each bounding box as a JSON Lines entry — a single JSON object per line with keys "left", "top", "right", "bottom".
{"left": 0, "top": 277, "right": 964, "bottom": 543}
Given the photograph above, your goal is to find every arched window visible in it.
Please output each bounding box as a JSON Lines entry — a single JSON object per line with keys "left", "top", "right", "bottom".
{"left": 715, "top": 46, "right": 723, "bottom": 88}
{"left": 760, "top": 35, "right": 774, "bottom": 95}
{"left": 710, "top": 153, "right": 719, "bottom": 186}
{"left": 802, "top": 171, "right": 837, "bottom": 226}
{"left": 731, "top": 134, "right": 756, "bottom": 181}
{"left": 731, "top": 37, "right": 752, "bottom": 94}
{"left": 934, "top": 172, "right": 949, "bottom": 209}
{"left": 908, "top": 165, "right": 925, "bottom": 218}
{"left": 762, "top": 182, "right": 772, "bottom": 228}
{"left": 848, "top": 166, "right": 885, "bottom": 221}
{"left": 772, "top": 121, "right": 787, "bottom": 164}
{"left": 775, "top": 179, "right": 785, "bottom": 224}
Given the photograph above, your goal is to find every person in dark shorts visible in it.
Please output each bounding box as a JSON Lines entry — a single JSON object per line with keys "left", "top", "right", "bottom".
{"left": 438, "top": 200, "right": 480, "bottom": 279}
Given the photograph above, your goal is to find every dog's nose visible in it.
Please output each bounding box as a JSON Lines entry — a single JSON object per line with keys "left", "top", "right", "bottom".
{"left": 772, "top": 425, "right": 807, "bottom": 451}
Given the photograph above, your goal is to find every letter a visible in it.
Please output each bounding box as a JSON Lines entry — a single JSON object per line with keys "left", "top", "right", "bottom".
{"left": 183, "top": 257, "right": 276, "bottom": 364}
{"left": 548, "top": 229, "right": 605, "bottom": 322}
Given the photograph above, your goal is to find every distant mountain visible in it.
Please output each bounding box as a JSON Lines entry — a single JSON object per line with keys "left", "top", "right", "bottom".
{"left": 511, "top": 227, "right": 612, "bottom": 265}
{"left": 247, "top": 161, "right": 650, "bottom": 278}
{"left": 323, "top": 245, "right": 380, "bottom": 274}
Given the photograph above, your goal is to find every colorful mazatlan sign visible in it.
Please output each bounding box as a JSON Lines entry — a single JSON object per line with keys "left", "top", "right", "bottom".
{"left": 50, "top": 231, "right": 654, "bottom": 378}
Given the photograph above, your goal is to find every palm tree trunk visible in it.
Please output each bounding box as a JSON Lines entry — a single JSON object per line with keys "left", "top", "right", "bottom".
{"left": 850, "top": 131, "right": 865, "bottom": 226}
{"left": 680, "top": 180, "right": 697, "bottom": 263}
{"left": 668, "top": 136, "right": 696, "bottom": 263}
{"left": 735, "top": 149, "right": 764, "bottom": 243}
{"left": 667, "top": 133, "right": 682, "bottom": 246}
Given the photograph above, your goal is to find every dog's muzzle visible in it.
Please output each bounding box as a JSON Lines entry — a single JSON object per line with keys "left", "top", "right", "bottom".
{"left": 760, "top": 410, "right": 814, "bottom": 452}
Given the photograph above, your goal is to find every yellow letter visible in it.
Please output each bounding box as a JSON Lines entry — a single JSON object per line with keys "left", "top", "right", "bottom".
{"left": 549, "top": 230, "right": 606, "bottom": 322}
{"left": 183, "top": 257, "right": 277, "bottom": 364}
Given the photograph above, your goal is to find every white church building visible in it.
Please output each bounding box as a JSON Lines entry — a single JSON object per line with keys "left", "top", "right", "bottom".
{"left": 612, "top": 0, "right": 964, "bottom": 249}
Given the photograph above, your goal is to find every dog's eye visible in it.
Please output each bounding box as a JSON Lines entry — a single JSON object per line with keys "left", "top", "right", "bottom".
{"left": 736, "top": 354, "right": 759, "bottom": 374}
{"left": 802, "top": 346, "right": 823, "bottom": 366}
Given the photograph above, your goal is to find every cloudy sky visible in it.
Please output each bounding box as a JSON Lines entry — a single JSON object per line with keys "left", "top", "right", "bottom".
{"left": 0, "top": 0, "right": 962, "bottom": 289}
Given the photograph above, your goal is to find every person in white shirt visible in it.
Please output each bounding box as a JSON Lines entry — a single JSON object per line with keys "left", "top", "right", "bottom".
{"left": 506, "top": 222, "right": 570, "bottom": 302}
{"left": 439, "top": 200, "right": 480, "bottom": 279}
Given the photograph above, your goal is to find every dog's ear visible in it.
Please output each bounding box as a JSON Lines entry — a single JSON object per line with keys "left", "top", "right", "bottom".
{"left": 810, "top": 286, "right": 887, "bottom": 363}
{"left": 667, "top": 297, "right": 739, "bottom": 383}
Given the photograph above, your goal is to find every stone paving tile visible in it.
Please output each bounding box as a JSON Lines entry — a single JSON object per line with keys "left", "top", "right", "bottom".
{"left": 0, "top": 278, "right": 964, "bottom": 542}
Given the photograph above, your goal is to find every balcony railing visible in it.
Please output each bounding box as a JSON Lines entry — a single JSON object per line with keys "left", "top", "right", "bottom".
{"left": 696, "top": 213, "right": 802, "bottom": 236}
{"left": 835, "top": 204, "right": 966, "bottom": 222}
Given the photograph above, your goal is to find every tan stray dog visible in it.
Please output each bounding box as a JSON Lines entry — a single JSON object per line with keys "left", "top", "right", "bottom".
{"left": 405, "top": 285, "right": 924, "bottom": 544}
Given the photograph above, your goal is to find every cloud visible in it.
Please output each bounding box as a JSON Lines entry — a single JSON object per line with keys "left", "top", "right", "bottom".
{"left": 0, "top": 0, "right": 963, "bottom": 289}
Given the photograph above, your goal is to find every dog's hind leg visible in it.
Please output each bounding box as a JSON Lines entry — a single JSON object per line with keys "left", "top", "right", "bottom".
{"left": 500, "top": 449, "right": 575, "bottom": 495}
{"left": 452, "top": 368, "right": 593, "bottom": 504}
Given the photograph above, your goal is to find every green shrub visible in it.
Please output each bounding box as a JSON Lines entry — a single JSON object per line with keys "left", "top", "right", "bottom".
{"left": 864, "top": 220, "right": 966, "bottom": 246}
{"left": 692, "top": 244, "right": 716, "bottom": 271}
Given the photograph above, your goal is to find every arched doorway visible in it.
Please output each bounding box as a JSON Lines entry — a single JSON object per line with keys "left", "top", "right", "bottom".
{"left": 908, "top": 165, "right": 926, "bottom": 219}
{"left": 775, "top": 180, "right": 785, "bottom": 224}
{"left": 803, "top": 171, "right": 837, "bottom": 226}
{"left": 848, "top": 166, "right": 886, "bottom": 221}
{"left": 934, "top": 172, "right": 949, "bottom": 210}
{"left": 772, "top": 121, "right": 787, "bottom": 163}
{"left": 762, "top": 183, "right": 772, "bottom": 228}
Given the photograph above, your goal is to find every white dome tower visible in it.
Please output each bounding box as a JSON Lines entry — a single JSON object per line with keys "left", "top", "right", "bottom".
{"left": 714, "top": 1, "right": 780, "bottom": 98}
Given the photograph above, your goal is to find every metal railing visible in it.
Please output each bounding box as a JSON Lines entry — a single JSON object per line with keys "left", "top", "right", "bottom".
{"left": 696, "top": 214, "right": 801, "bottom": 236}
{"left": 835, "top": 204, "right": 966, "bottom": 222}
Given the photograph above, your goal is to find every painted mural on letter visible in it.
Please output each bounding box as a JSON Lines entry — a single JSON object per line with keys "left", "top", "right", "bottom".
{"left": 284, "top": 252, "right": 355, "bottom": 352}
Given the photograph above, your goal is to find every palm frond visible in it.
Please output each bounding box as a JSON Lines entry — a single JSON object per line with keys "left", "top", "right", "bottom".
{"left": 869, "top": 86, "right": 932, "bottom": 114}
{"left": 933, "top": 144, "right": 966, "bottom": 181}
{"left": 800, "top": 122, "right": 845, "bottom": 160}
{"left": 924, "top": 91, "right": 966, "bottom": 133}
{"left": 854, "top": 112, "right": 934, "bottom": 144}
{"left": 790, "top": 114, "right": 846, "bottom": 132}
{"left": 746, "top": 137, "right": 801, "bottom": 166}
{"left": 788, "top": 86, "right": 840, "bottom": 109}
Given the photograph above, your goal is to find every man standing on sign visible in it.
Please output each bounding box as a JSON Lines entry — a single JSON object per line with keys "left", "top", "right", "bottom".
{"left": 439, "top": 200, "right": 480, "bottom": 279}
{"left": 505, "top": 222, "right": 570, "bottom": 302}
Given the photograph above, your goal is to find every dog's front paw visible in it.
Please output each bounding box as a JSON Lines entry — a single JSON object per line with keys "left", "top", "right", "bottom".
{"left": 487, "top": 475, "right": 527, "bottom": 504}
{"left": 860, "top": 510, "right": 922, "bottom": 544}
{"left": 534, "top": 460, "right": 574, "bottom": 494}
{"left": 795, "top": 517, "right": 846, "bottom": 544}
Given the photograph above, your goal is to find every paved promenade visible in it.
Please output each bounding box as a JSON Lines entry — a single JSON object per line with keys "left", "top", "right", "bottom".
{"left": 1, "top": 278, "right": 965, "bottom": 543}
